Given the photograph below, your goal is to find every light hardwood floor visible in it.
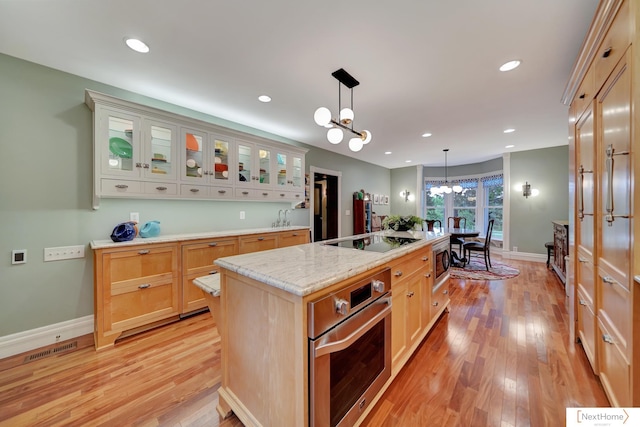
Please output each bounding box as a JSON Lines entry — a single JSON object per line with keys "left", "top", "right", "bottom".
{"left": 0, "top": 258, "right": 608, "bottom": 426}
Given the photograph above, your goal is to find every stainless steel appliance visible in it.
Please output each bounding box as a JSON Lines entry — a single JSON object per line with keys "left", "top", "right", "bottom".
{"left": 433, "top": 238, "right": 450, "bottom": 284}
{"left": 308, "top": 268, "right": 392, "bottom": 427}
{"left": 323, "top": 234, "right": 420, "bottom": 253}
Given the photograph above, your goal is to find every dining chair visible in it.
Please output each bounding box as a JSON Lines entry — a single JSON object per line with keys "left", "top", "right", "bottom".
{"left": 463, "top": 219, "right": 495, "bottom": 270}
{"left": 447, "top": 216, "right": 466, "bottom": 254}
{"left": 424, "top": 219, "right": 442, "bottom": 232}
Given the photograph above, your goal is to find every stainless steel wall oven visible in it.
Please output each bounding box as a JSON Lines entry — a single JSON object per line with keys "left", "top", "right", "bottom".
{"left": 308, "top": 268, "right": 392, "bottom": 427}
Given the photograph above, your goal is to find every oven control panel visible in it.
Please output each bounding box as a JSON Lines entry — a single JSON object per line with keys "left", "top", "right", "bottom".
{"left": 307, "top": 268, "right": 391, "bottom": 339}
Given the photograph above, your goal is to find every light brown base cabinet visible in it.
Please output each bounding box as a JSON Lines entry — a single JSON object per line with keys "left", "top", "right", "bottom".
{"left": 92, "top": 228, "right": 309, "bottom": 350}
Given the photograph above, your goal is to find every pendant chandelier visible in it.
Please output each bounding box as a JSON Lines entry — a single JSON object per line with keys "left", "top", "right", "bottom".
{"left": 313, "top": 68, "right": 372, "bottom": 152}
{"left": 431, "top": 149, "right": 463, "bottom": 195}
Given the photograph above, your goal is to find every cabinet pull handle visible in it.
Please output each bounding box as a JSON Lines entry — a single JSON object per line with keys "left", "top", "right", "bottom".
{"left": 295, "top": 194, "right": 300, "bottom": 198}
{"left": 209, "top": 271, "right": 218, "bottom": 275}
{"left": 577, "top": 165, "right": 593, "bottom": 220}
{"left": 443, "top": 289, "right": 448, "bottom": 295}
{"left": 422, "top": 256, "right": 429, "bottom": 261}
{"left": 262, "top": 192, "right": 269, "bottom": 196}
{"left": 258, "top": 237, "right": 264, "bottom": 241}
{"left": 292, "top": 233, "right": 298, "bottom": 236}
{"left": 280, "top": 193, "right": 286, "bottom": 197}
{"left": 218, "top": 190, "right": 226, "bottom": 194}
{"left": 242, "top": 191, "right": 249, "bottom": 195}
{"left": 578, "top": 93, "right": 586, "bottom": 99}
{"left": 138, "top": 284, "right": 151, "bottom": 289}
{"left": 604, "top": 144, "right": 630, "bottom": 225}
{"left": 432, "top": 301, "right": 439, "bottom": 307}
{"left": 136, "top": 162, "right": 143, "bottom": 168}
{"left": 406, "top": 291, "right": 414, "bottom": 297}
{"left": 395, "top": 271, "right": 403, "bottom": 277}
{"left": 602, "top": 334, "right": 614, "bottom": 344}
{"left": 208, "top": 242, "right": 218, "bottom": 247}
{"left": 602, "top": 276, "right": 616, "bottom": 285}
{"left": 115, "top": 184, "right": 129, "bottom": 189}
{"left": 602, "top": 47, "right": 612, "bottom": 58}
{"left": 579, "top": 299, "right": 587, "bottom": 306}
{"left": 190, "top": 188, "right": 200, "bottom": 193}
{"left": 156, "top": 186, "right": 167, "bottom": 191}
{"left": 143, "top": 163, "right": 150, "bottom": 169}
{"left": 578, "top": 257, "right": 588, "bottom": 263}
{"left": 424, "top": 273, "right": 431, "bottom": 278}
{"left": 138, "top": 250, "right": 150, "bottom": 255}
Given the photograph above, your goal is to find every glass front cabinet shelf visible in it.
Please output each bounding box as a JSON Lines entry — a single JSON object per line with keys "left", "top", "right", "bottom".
{"left": 85, "top": 90, "right": 306, "bottom": 209}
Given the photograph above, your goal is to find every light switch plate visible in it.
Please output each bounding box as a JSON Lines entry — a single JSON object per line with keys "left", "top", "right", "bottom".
{"left": 44, "top": 245, "right": 85, "bottom": 262}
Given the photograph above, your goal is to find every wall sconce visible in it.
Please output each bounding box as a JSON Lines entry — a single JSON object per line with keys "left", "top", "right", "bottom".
{"left": 522, "top": 182, "right": 531, "bottom": 198}
{"left": 400, "top": 189, "right": 415, "bottom": 202}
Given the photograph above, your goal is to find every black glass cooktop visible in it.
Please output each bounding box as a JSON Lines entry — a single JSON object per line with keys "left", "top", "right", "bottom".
{"left": 324, "top": 234, "right": 420, "bottom": 253}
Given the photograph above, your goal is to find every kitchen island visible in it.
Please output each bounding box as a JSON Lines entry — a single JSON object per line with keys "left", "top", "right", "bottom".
{"left": 212, "top": 230, "right": 450, "bottom": 427}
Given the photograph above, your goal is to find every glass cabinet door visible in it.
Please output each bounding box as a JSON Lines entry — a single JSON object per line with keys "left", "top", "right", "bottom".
{"left": 183, "top": 129, "right": 206, "bottom": 182}
{"left": 292, "top": 155, "right": 303, "bottom": 189}
{"left": 144, "top": 120, "right": 177, "bottom": 180}
{"left": 237, "top": 143, "right": 252, "bottom": 185}
{"left": 257, "top": 146, "right": 271, "bottom": 186}
{"left": 212, "top": 138, "right": 231, "bottom": 183}
{"left": 104, "top": 110, "right": 140, "bottom": 177}
{"left": 276, "top": 152, "right": 287, "bottom": 187}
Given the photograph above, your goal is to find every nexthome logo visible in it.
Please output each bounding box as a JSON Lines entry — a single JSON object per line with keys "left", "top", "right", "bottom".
{"left": 567, "top": 408, "right": 633, "bottom": 426}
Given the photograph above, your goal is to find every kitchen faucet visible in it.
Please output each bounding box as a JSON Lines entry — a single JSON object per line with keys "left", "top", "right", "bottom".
{"left": 276, "top": 209, "right": 284, "bottom": 227}
{"left": 284, "top": 209, "right": 291, "bottom": 227}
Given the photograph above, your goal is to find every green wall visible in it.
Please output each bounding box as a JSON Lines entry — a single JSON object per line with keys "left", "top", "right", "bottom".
{"left": 509, "top": 146, "right": 569, "bottom": 253}
{"left": 0, "top": 53, "right": 389, "bottom": 336}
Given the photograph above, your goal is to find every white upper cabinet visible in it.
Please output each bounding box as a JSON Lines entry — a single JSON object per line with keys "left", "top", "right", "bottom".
{"left": 85, "top": 90, "right": 306, "bottom": 208}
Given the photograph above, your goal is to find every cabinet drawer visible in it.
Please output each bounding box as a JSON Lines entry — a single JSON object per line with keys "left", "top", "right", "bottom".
{"left": 594, "top": 0, "right": 630, "bottom": 88}
{"left": 182, "top": 273, "right": 209, "bottom": 313}
{"left": 210, "top": 185, "right": 234, "bottom": 199}
{"left": 576, "top": 255, "right": 595, "bottom": 305}
{"left": 110, "top": 278, "right": 178, "bottom": 330}
{"left": 389, "top": 247, "right": 431, "bottom": 286}
{"left": 278, "top": 230, "right": 309, "bottom": 248}
{"left": 598, "top": 269, "right": 630, "bottom": 355}
{"left": 234, "top": 188, "right": 274, "bottom": 199}
{"left": 238, "top": 234, "right": 278, "bottom": 254}
{"left": 106, "top": 246, "right": 176, "bottom": 282}
{"left": 576, "top": 288, "right": 597, "bottom": 373}
{"left": 597, "top": 316, "right": 630, "bottom": 407}
{"left": 182, "top": 238, "right": 239, "bottom": 274}
{"left": 572, "top": 65, "right": 594, "bottom": 120}
{"left": 101, "top": 179, "right": 142, "bottom": 195}
{"left": 144, "top": 181, "right": 177, "bottom": 195}
{"left": 274, "top": 190, "right": 304, "bottom": 202}
{"left": 180, "top": 184, "right": 209, "bottom": 198}
{"left": 430, "top": 280, "right": 450, "bottom": 320}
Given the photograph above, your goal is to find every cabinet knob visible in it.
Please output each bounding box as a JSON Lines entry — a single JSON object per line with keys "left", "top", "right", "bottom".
{"left": 602, "top": 47, "right": 612, "bottom": 58}
{"left": 406, "top": 291, "right": 414, "bottom": 298}
{"left": 443, "top": 289, "right": 448, "bottom": 295}
{"left": 579, "top": 299, "right": 587, "bottom": 306}
{"left": 602, "top": 334, "right": 614, "bottom": 344}
{"left": 424, "top": 273, "right": 431, "bottom": 278}
{"left": 432, "top": 301, "right": 439, "bottom": 307}
{"left": 280, "top": 193, "right": 286, "bottom": 197}
{"left": 395, "top": 270, "right": 403, "bottom": 277}
{"left": 262, "top": 192, "right": 269, "bottom": 196}
{"left": 136, "top": 162, "right": 143, "bottom": 168}
{"left": 143, "top": 163, "right": 150, "bottom": 169}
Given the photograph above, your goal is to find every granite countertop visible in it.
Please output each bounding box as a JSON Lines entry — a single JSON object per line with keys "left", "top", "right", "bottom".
{"left": 90, "top": 226, "right": 310, "bottom": 249}
{"left": 215, "top": 230, "right": 449, "bottom": 297}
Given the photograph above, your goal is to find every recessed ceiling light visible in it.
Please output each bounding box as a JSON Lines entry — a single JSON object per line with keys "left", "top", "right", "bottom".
{"left": 505, "top": 144, "right": 515, "bottom": 148}
{"left": 503, "top": 128, "right": 515, "bottom": 133}
{"left": 384, "top": 151, "right": 392, "bottom": 155}
{"left": 499, "top": 60, "right": 521, "bottom": 72}
{"left": 405, "top": 160, "right": 412, "bottom": 163}
{"left": 258, "top": 95, "right": 271, "bottom": 103}
{"left": 124, "top": 38, "right": 150, "bottom": 53}
{"left": 422, "top": 133, "right": 432, "bottom": 138}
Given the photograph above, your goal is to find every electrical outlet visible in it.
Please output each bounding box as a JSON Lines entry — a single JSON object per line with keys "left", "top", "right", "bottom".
{"left": 44, "top": 245, "right": 85, "bottom": 262}
{"left": 240, "top": 211, "right": 245, "bottom": 220}
{"left": 513, "top": 246, "right": 518, "bottom": 252}
{"left": 130, "top": 212, "right": 140, "bottom": 223}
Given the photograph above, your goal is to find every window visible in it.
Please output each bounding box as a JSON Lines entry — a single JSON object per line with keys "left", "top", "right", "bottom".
{"left": 424, "top": 173, "right": 503, "bottom": 239}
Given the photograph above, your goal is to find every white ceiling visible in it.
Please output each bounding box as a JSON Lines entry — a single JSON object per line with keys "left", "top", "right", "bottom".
{"left": 0, "top": 0, "right": 598, "bottom": 169}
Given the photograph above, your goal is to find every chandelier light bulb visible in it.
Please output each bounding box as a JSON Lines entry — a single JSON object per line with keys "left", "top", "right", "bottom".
{"left": 327, "top": 127, "right": 344, "bottom": 144}
{"left": 348, "top": 137, "right": 363, "bottom": 152}
{"left": 340, "top": 108, "right": 354, "bottom": 125}
{"left": 452, "top": 184, "right": 463, "bottom": 193}
{"left": 444, "top": 187, "right": 453, "bottom": 194}
{"left": 361, "top": 130, "right": 372, "bottom": 144}
{"left": 314, "top": 107, "right": 332, "bottom": 126}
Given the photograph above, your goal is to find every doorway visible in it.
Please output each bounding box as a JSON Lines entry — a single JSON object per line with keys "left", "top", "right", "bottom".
{"left": 309, "top": 166, "right": 341, "bottom": 242}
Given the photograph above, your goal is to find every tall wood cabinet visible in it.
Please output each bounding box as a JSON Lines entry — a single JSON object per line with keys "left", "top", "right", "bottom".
{"left": 564, "top": 0, "right": 638, "bottom": 407}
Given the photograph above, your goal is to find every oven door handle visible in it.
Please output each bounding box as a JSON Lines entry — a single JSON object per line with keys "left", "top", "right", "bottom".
{"left": 314, "top": 296, "right": 391, "bottom": 358}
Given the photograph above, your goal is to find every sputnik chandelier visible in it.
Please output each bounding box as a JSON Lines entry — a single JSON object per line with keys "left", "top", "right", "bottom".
{"left": 313, "top": 68, "right": 372, "bottom": 152}
{"left": 430, "top": 149, "right": 463, "bottom": 195}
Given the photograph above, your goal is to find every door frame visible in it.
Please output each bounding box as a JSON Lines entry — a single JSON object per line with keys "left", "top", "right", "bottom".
{"left": 309, "top": 166, "right": 342, "bottom": 242}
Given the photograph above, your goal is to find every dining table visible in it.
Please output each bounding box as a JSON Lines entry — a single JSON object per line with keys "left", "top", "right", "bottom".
{"left": 445, "top": 227, "right": 481, "bottom": 267}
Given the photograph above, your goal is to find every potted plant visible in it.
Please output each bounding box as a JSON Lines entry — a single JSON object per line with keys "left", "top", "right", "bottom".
{"left": 381, "top": 215, "right": 423, "bottom": 231}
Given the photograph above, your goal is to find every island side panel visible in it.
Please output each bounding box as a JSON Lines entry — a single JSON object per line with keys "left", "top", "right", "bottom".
{"left": 220, "top": 269, "right": 307, "bottom": 426}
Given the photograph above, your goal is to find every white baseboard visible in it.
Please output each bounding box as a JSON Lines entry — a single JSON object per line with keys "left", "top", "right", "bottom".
{"left": 0, "top": 315, "right": 93, "bottom": 359}
{"left": 501, "top": 251, "right": 547, "bottom": 263}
